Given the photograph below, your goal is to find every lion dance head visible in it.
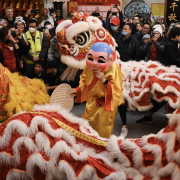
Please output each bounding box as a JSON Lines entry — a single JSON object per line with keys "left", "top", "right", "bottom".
{"left": 56, "top": 12, "right": 120, "bottom": 81}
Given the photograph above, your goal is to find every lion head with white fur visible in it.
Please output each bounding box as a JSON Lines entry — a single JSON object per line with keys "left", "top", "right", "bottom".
{"left": 56, "top": 12, "right": 120, "bottom": 81}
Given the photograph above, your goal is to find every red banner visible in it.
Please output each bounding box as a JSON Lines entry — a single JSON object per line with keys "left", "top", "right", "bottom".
{"left": 69, "top": 0, "right": 120, "bottom": 6}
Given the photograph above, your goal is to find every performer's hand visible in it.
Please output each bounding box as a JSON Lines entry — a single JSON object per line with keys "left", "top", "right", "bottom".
{"left": 70, "top": 88, "right": 77, "bottom": 96}
{"left": 95, "top": 71, "right": 106, "bottom": 83}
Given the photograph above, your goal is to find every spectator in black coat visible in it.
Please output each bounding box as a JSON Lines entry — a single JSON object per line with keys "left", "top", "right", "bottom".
{"left": 116, "top": 23, "right": 141, "bottom": 62}
{"left": 32, "top": 60, "right": 47, "bottom": 82}
{"left": 164, "top": 27, "right": 180, "bottom": 67}
{"left": 107, "top": 17, "right": 122, "bottom": 40}
{"left": 143, "top": 27, "right": 166, "bottom": 64}
{"left": 133, "top": 22, "right": 151, "bottom": 46}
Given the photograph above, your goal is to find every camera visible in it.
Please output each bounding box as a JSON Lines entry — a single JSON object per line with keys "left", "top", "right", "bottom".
{"left": 112, "top": 12, "right": 117, "bottom": 16}
{"left": 31, "top": 9, "right": 39, "bottom": 14}
{"left": 114, "top": 4, "right": 118, "bottom": 8}
{"left": 49, "top": 8, "right": 55, "bottom": 14}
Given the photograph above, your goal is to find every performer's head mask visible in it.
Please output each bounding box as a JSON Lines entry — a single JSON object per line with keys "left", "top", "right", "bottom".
{"left": 86, "top": 42, "right": 113, "bottom": 72}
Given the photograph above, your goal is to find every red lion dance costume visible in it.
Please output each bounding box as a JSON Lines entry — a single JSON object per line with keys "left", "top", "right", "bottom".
{"left": 1, "top": 104, "right": 180, "bottom": 180}
{"left": 1, "top": 12, "right": 180, "bottom": 180}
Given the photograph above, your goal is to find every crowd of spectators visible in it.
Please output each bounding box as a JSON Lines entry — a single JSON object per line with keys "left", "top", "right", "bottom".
{"left": 0, "top": 7, "right": 180, "bottom": 101}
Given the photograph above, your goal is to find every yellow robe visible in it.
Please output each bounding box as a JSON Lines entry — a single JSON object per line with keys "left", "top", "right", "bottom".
{"left": 75, "top": 63, "right": 123, "bottom": 138}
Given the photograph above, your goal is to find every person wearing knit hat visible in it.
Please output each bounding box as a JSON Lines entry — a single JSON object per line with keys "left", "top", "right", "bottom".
{"left": 142, "top": 34, "right": 150, "bottom": 40}
{"left": 141, "top": 25, "right": 165, "bottom": 63}
{"left": 152, "top": 24, "right": 161, "bottom": 31}
{"left": 154, "top": 27, "right": 162, "bottom": 36}
{"left": 136, "top": 26, "right": 167, "bottom": 124}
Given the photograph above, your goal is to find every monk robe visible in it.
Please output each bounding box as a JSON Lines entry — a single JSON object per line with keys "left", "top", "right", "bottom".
{"left": 75, "top": 63, "right": 123, "bottom": 138}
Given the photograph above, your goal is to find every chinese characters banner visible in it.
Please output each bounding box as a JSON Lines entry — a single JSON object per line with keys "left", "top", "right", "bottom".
{"left": 165, "top": 0, "right": 180, "bottom": 26}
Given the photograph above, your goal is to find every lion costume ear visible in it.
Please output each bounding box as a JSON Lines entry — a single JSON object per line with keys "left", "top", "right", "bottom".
{"left": 86, "top": 16, "right": 102, "bottom": 31}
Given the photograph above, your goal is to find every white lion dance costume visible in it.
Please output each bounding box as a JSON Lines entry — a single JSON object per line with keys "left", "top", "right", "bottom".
{"left": 1, "top": 12, "right": 180, "bottom": 180}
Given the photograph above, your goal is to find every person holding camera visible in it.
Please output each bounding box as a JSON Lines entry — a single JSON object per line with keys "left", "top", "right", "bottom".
{"left": 106, "top": 4, "right": 123, "bottom": 40}
{"left": 21, "top": 19, "right": 47, "bottom": 78}
{"left": 106, "top": 4, "right": 123, "bottom": 29}
{"left": 5, "top": 7, "right": 31, "bottom": 26}
{"left": 143, "top": 27, "right": 166, "bottom": 64}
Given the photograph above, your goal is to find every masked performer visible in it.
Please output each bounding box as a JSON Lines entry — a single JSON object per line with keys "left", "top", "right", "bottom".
{"left": 71, "top": 42, "right": 123, "bottom": 138}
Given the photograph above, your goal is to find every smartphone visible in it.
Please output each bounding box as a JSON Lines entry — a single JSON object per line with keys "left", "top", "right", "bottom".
{"left": 112, "top": 12, "right": 117, "bottom": 16}
{"left": 92, "top": 13, "right": 100, "bottom": 17}
{"left": 31, "top": 9, "right": 39, "bottom": 14}
{"left": 115, "top": 4, "right": 118, "bottom": 8}
{"left": 49, "top": 8, "right": 55, "bottom": 14}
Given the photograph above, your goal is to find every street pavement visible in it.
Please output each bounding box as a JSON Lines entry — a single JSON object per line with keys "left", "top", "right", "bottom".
{"left": 71, "top": 102, "right": 168, "bottom": 139}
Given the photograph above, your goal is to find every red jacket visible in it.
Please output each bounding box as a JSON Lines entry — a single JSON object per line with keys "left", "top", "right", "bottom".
{"left": 0, "top": 42, "right": 16, "bottom": 72}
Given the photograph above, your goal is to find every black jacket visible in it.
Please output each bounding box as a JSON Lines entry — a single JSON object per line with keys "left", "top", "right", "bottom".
{"left": 143, "top": 37, "right": 166, "bottom": 64}
{"left": 164, "top": 39, "right": 180, "bottom": 67}
{"left": 116, "top": 35, "right": 141, "bottom": 62}
{"left": 107, "top": 27, "right": 122, "bottom": 41}
{"left": 132, "top": 30, "right": 144, "bottom": 46}
{"left": 0, "top": 49, "right": 4, "bottom": 65}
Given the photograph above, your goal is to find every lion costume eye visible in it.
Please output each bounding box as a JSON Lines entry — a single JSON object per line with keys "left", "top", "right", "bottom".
{"left": 74, "top": 31, "right": 90, "bottom": 46}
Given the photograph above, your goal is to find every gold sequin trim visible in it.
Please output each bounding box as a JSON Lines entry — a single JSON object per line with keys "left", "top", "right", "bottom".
{"left": 30, "top": 112, "right": 108, "bottom": 147}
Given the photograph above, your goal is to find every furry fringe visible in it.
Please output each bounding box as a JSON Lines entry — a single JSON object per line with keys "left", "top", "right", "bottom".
{"left": 60, "top": 66, "right": 79, "bottom": 81}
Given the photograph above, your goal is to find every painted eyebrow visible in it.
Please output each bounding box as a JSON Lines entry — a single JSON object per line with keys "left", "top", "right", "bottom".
{"left": 88, "top": 53, "right": 93, "bottom": 56}
{"left": 98, "top": 56, "right": 106, "bottom": 60}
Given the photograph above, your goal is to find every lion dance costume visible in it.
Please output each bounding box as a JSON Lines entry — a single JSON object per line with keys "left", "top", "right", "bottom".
{"left": 0, "top": 104, "right": 180, "bottom": 180}
{"left": 1, "top": 12, "right": 180, "bottom": 180}
{"left": 0, "top": 63, "right": 50, "bottom": 122}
